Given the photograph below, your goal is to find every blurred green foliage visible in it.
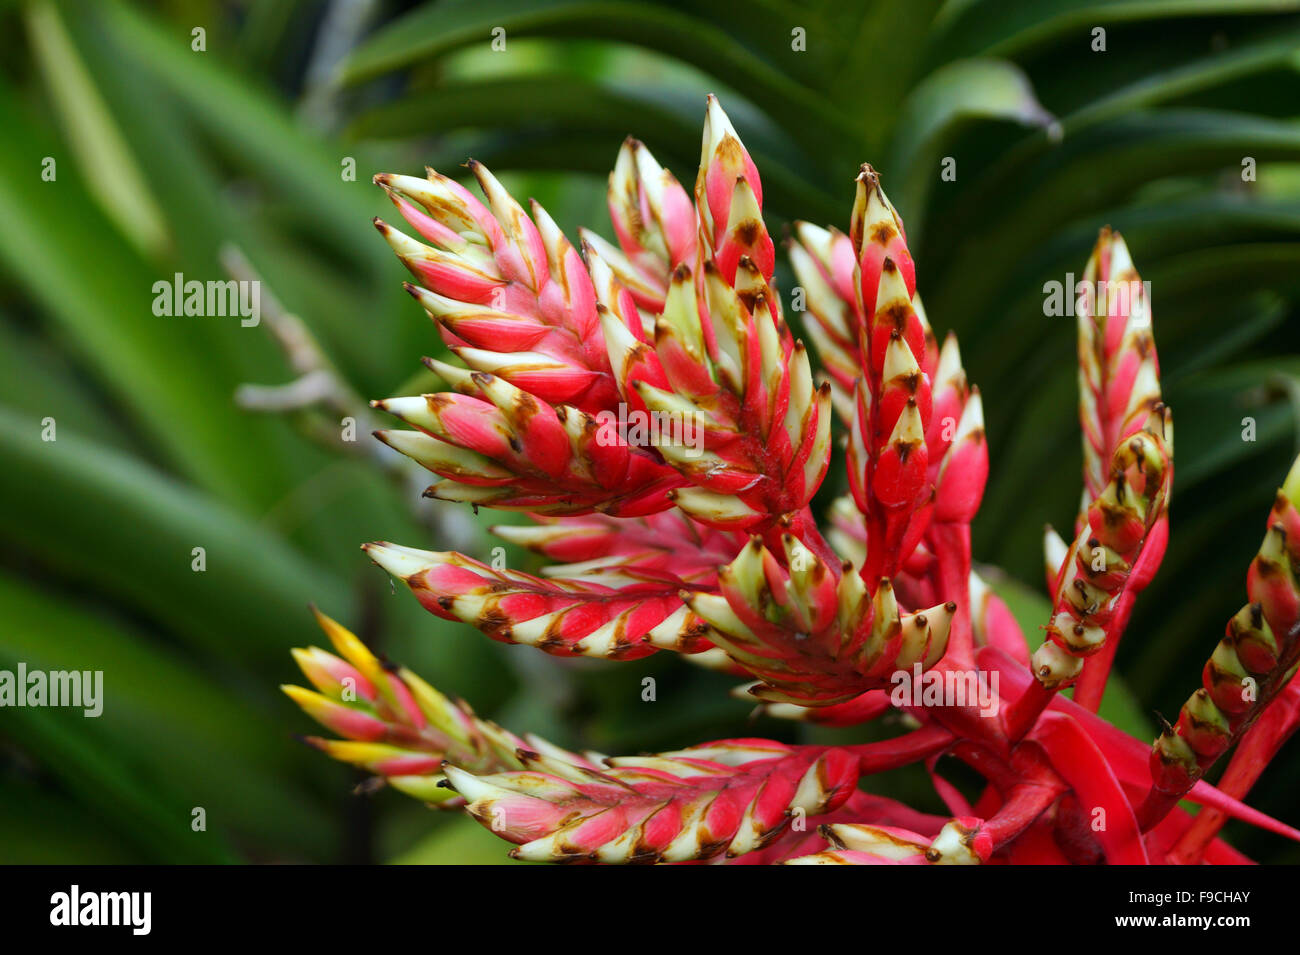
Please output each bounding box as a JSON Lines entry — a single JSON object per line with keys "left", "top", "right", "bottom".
{"left": 1, "top": 0, "right": 1298, "bottom": 863}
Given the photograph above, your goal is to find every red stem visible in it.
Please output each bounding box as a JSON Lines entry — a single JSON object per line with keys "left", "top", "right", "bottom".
{"left": 1072, "top": 589, "right": 1137, "bottom": 712}
{"left": 1135, "top": 790, "right": 1181, "bottom": 833}
{"left": 1003, "top": 677, "right": 1054, "bottom": 744}
{"left": 950, "top": 739, "right": 1017, "bottom": 789}
{"left": 846, "top": 724, "right": 953, "bottom": 774}
{"left": 912, "top": 664, "right": 1011, "bottom": 751}
{"left": 947, "top": 739, "right": 1066, "bottom": 853}
{"left": 1137, "top": 626, "right": 1300, "bottom": 836}
{"left": 1168, "top": 692, "right": 1300, "bottom": 862}
{"left": 983, "top": 782, "right": 1066, "bottom": 853}
{"left": 931, "top": 521, "right": 973, "bottom": 664}
{"left": 1074, "top": 514, "right": 1169, "bottom": 711}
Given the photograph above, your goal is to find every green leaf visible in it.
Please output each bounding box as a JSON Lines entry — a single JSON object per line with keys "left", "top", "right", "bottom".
{"left": 932, "top": 0, "right": 1300, "bottom": 60}
{"left": 99, "top": 0, "right": 387, "bottom": 271}
{"left": 1166, "top": 357, "right": 1300, "bottom": 488}
{"left": 351, "top": 75, "right": 702, "bottom": 146}
{"left": 0, "top": 85, "right": 293, "bottom": 509}
{"left": 0, "top": 316, "right": 135, "bottom": 453}
{"left": 930, "top": 111, "right": 1300, "bottom": 326}
{"left": 935, "top": 25, "right": 1300, "bottom": 233}
{"left": 340, "top": 0, "right": 857, "bottom": 157}
{"left": 888, "top": 58, "right": 1055, "bottom": 225}
{"left": 0, "top": 573, "right": 335, "bottom": 859}
{"left": 387, "top": 815, "right": 520, "bottom": 865}
{"left": 0, "top": 406, "right": 349, "bottom": 665}
{"left": 24, "top": 0, "right": 169, "bottom": 257}
{"left": 351, "top": 75, "right": 843, "bottom": 224}
{"left": 820, "top": 0, "right": 946, "bottom": 152}
{"left": 1059, "top": 24, "right": 1300, "bottom": 134}
{"left": 0, "top": 782, "right": 148, "bottom": 864}
{"left": 0, "top": 701, "right": 233, "bottom": 863}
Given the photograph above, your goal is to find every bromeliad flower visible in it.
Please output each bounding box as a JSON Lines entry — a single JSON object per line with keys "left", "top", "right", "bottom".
{"left": 284, "top": 96, "right": 1300, "bottom": 864}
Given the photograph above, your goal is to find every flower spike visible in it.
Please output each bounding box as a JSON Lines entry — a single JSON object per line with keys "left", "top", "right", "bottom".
{"left": 280, "top": 93, "right": 1300, "bottom": 866}
{"left": 695, "top": 94, "right": 773, "bottom": 283}
{"left": 850, "top": 165, "right": 916, "bottom": 328}
{"left": 1076, "top": 228, "right": 1162, "bottom": 511}
{"left": 588, "top": 99, "right": 833, "bottom": 544}
{"left": 838, "top": 167, "right": 949, "bottom": 590}
{"left": 364, "top": 542, "right": 714, "bottom": 660}
{"left": 1005, "top": 232, "right": 1172, "bottom": 738}
{"left": 374, "top": 360, "right": 684, "bottom": 516}
{"left": 1070, "top": 228, "right": 1169, "bottom": 709}
{"left": 599, "top": 137, "right": 697, "bottom": 309}
{"left": 1138, "top": 454, "right": 1300, "bottom": 831}
{"left": 686, "top": 535, "right": 954, "bottom": 705}
{"left": 374, "top": 165, "right": 618, "bottom": 414}
{"left": 797, "top": 818, "right": 991, "bottom": 865}
{"left": 449, "top": 740, "right": 858, "bottom": 863}
{"left": 491, "top": 510, "right": 745, "bottom": 578}
{"left": 787, "top": 222, "right": 860, "bottom": 418}
{"left": 284, "top": 608, "right": 585, "bottom": 803}
{"left": 1027, "top": 407, "right": 1173, "bottom": 692}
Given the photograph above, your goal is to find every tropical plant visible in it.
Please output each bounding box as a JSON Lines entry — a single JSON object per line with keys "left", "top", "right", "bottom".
{"left": 286, "top": 98, "right": 1300, "bottom": 863}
